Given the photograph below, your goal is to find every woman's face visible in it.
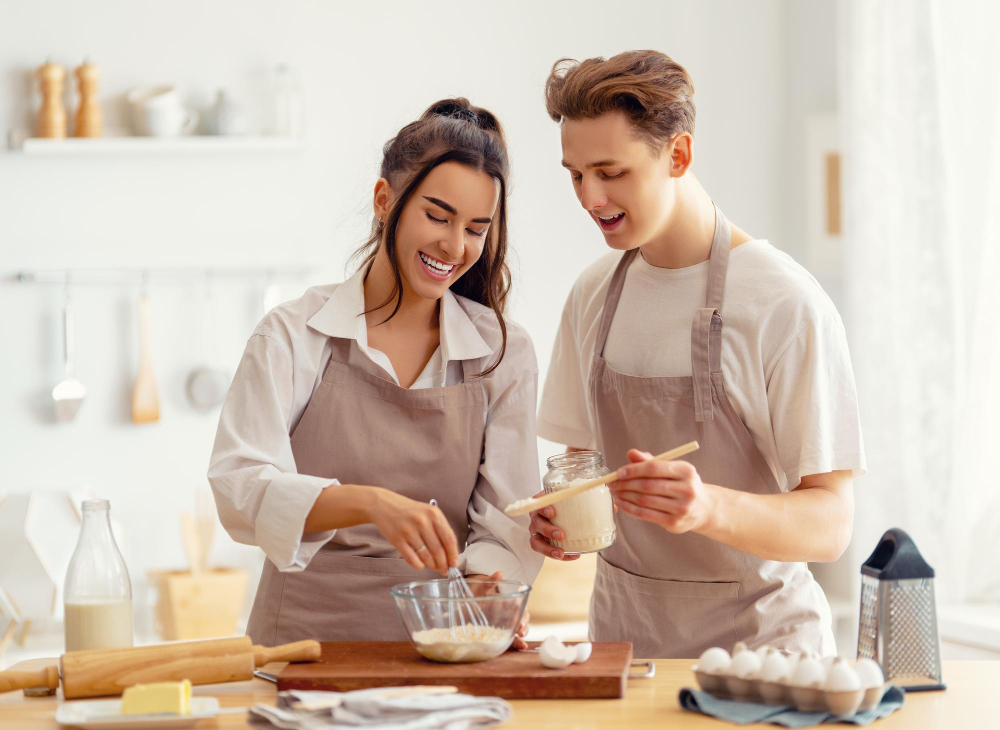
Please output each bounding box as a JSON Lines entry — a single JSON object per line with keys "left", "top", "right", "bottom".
{"left": 560, "top": 111, "right": 682, "bottom": 251}
{"left": 380, "top": 161, "right": 500, "bottom": 302}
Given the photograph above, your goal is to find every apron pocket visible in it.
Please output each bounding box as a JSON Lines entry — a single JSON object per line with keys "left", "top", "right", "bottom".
{"left": 591, "top": 556, "right": 740, "bottom": 658}
{"left": 273, "top": 552, "right": 437, "bottom": 643}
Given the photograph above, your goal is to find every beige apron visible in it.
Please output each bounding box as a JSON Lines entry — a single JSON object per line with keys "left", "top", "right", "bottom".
{"left": 247, "top": 336, "right": 486, "bottom": 646}
{"left": 588, "top": 205, "right": 834, "bottom": 659}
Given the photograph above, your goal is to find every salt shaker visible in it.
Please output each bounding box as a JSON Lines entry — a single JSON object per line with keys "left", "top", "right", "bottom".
{"left": 74, "top": 59, "right": 102, "bottom": 138}
{"left": 36, "top": 59, "right": 67, "bottom": 138}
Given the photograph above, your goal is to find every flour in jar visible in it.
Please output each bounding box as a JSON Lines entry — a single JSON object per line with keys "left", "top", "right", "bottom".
{"left": 411, "top": 626, "right": 512, "bottom": 663}
{"left": 547, "top": 478, "right": 616, "bottom": 553}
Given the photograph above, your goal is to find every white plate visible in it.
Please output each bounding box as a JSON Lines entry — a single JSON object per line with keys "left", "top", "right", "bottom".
{"left": 55, "top": 697, "right": 221, "bottom": 729}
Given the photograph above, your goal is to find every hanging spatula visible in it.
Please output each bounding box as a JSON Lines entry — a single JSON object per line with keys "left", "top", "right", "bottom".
{"left": 131, "top": 288, "right": 160, "bottom": 423}
{"left": 52, "top": 298, "right": 87, "bottom": 422}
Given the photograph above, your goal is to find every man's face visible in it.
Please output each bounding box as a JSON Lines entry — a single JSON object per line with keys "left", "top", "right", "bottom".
{"left": 560, "top": 112, "right": 678, "bottom": 251}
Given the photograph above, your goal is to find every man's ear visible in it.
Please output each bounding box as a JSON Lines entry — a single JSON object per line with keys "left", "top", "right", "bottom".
{"left": 668, "top": 132, "right": 694, "bottom": 178}
{"left": 373, "top": 178, "right": 392, "bottom": 221}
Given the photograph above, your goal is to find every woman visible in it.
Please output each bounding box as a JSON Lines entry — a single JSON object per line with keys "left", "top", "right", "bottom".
{"left": 531, "top": 51, "right": 866, "bottom": 658}
{"left": 208, "top": 99, "right": 542, "bottom": 647}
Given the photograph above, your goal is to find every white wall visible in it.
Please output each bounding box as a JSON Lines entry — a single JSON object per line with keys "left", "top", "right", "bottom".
{"left": 0, "top": 0, "right": 833, "bottom": 630}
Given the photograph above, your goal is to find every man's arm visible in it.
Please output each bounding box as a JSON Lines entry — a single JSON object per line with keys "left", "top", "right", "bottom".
{"left": 611, "top": 450, "right": 854, "bottom": 563}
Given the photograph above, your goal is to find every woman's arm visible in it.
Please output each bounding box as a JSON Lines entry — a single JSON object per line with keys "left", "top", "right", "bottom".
{"left": 305, "top": 484, "right": 458, "bottom": 573}
{"left": 209, "top": 330, "right": 457, "bottom": 573}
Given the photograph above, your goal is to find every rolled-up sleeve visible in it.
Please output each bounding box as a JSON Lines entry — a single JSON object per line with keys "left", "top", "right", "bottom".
{"left": 207, "top": 331, "right": 336, "bottom": 572}
{"left": 462, "top": 338, "right": 544, "bottom": 584}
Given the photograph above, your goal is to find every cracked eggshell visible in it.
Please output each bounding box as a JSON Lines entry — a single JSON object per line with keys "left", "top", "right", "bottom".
{"left": 696, "top": 647, "right": 731, "bottom": 674}
{"left": 573, "top": 642, "right": 593, "bottom": 664}
{"left": 539, "top": 636, "right": 577, "bottom": 669}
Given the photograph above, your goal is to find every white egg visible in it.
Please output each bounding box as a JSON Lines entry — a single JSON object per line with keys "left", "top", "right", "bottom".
{"left": 825, "top": 660, "right": 862, "bottom": 692}
{"left": 821, "top": 655, "right": 837, "bottom": 671}
{"left": 573, "top": 642, "right": 593, "bottom": 664}
{"left": 539, "top": 636, "right": 577, "bottom": 669}
{"left": 759, "top": 651, "right": 791, "bottom": 683}
{"left": 754, "top": 645, "right": 771, "bottom": 664}
{"left": 729, "top": 649, "right": 762, "bottom": 678}
{"left": 854, "top": 658, "right": 885, "bottom": 689}
{"left": 731, "top": 641, "right": 749, "bottom": 655}
{"left": 790, "top": 657, "right": 826, "bottom": 688}
{"left": 696, "top": 647, "right": 731, "bottom": 674}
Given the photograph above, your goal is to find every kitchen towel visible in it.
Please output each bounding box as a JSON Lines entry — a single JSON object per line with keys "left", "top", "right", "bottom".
{"left": 249, "top": 687, "right": 512, "bottom": 730}
{"left": 678, "top": 685, "right": 904, "bottom": 727}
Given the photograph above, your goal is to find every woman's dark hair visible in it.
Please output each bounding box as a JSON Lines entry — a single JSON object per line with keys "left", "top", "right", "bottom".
{"left": 351, "top": 98, "right": 511, "bottom": 376}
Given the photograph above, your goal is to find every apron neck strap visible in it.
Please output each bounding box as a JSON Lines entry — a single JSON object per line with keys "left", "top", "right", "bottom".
{"left": 593, "top": 248, "right": 640, "bottom": 358}
{"left": 705, "top": 202, "right": 732, "bottom": 311}
{"left": 692, "top": 203, "right": 732, "bottom": 422}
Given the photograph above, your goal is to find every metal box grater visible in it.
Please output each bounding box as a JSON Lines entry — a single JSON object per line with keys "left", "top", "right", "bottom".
{"left": 857, "top": 528, "right": 945, "bottom": 691}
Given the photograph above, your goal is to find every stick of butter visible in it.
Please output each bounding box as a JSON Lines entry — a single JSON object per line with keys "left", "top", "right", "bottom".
{"left": 120, "top": 679, "right": 192, "bottom": 715}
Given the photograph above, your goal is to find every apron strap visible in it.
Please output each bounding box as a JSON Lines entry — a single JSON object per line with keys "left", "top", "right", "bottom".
{"left": 593, "top": 249, "right": 640, "bottom": 358}
{"left": 691, "top": 308, "right": 723, "bottom": 422}
{"left": 691, "top": 204, "right": 733, "bottom": 422}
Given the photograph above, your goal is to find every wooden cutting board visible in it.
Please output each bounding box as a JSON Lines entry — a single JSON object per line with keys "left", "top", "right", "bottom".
{"left": 277, "top": 641, "right": 635, "bottom": 699}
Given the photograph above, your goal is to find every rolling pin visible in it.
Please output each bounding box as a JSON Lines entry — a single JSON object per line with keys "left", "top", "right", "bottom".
{"left": 0, "top": 636, "right": 320, "bottom": 699}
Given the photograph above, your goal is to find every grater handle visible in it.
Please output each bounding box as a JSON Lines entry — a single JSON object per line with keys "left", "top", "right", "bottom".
{"left": 861, "top": 527, "right": 935, "bottom": 580}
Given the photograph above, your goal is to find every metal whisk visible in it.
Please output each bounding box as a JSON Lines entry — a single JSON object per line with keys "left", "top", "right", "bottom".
{"left": 429, "top": 499, "right": 490, "bottom": 638}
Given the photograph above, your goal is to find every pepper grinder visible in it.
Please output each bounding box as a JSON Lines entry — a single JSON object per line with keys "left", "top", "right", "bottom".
{"left": 36, "top": 59, "right": 67, "bottom": 138}
{"left": 74, "top": 59, "right": 102, "bottom": 138}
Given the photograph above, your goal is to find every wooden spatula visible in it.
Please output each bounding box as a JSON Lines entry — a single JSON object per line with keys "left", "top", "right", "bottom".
{"left": 504, "top": 441, "right": 700, "bottom": 516}
{"left": 131, "top": 289, "right": 160, "bottom": 423}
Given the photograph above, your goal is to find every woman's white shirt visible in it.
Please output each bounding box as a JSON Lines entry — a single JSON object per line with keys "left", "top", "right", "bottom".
{"left": 208, "top": 268, "right": 543, "bottom": 583}
{"left": 538, "top": 241, "right": 867, "bottom": 491}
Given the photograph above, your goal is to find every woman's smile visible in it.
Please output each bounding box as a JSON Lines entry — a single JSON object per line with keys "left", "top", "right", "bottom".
{"left": 418, "top": 251, "right": 459, "bottom": 281}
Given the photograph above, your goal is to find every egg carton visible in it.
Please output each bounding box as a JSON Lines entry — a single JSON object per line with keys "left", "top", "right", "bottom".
{"left": 691, "top": 643, "right": 888, "bottom": 719}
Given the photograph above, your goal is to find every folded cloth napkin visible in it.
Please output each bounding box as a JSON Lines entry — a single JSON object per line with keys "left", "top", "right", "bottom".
{"left": 677, "top": 686, "right": 905, "bottom": 727}
{"left": 249, "top": 687, "right": 513, "bottom": 730}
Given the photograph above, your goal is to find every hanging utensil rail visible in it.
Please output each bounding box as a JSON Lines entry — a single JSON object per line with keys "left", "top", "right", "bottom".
{"left": 14, "top": 266, "right": 316, "bottom": 286}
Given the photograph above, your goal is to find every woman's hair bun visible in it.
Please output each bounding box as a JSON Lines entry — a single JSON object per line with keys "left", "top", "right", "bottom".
{"left": 422, "top": 97, "right": 503, "bottom": 137}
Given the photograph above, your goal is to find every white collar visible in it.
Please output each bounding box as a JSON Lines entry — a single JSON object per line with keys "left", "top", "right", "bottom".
{"left": 306, "top": 268, "right": 493, "bottom": 362}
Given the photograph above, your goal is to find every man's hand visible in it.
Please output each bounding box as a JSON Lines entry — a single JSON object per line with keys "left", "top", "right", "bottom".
{"left": 609, "top": 449, "right": 715, "bottom": 534}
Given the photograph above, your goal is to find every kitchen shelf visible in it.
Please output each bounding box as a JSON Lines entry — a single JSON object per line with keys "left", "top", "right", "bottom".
{"left": 7, "top": 131, "right": 305, "bottom": 156}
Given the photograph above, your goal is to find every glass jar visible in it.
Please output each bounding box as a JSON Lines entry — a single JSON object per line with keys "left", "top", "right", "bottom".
{"left": 542, "top": 451, "right": 616, "bottom": 554}
{"left": 64, "top": 499, "right": 133, "bottom": 652}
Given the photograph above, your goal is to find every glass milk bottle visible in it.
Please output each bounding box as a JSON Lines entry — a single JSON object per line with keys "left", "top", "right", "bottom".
{"left": 542, "top": 452, "right": 616, "bottom": 554}
{"left": 64, "top": 499, "right": 133, "bottom": 652}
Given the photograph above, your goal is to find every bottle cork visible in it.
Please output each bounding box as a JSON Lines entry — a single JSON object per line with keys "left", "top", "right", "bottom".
{"left": 74, "top": 59, "right": 102, "bottom": 138}
{"left": 37, "top": 59, "right": 67, "bottom": 138}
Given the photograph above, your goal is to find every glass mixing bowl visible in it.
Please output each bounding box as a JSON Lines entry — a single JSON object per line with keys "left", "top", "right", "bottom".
{"left": 390, "top": 578, "right": 530, "bottom": 663}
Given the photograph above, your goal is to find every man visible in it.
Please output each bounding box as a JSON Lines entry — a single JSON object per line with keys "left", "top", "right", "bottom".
{"left": 531, "top": 50, "right": 866, "bottom": 658}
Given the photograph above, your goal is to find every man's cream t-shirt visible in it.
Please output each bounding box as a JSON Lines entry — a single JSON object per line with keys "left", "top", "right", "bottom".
{"left": 537, "top": 241, "right": 866, "bottom": 492}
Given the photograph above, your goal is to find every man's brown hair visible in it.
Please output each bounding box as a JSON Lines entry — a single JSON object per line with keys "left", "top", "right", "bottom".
{"left": 544, "top": 50, "right": 696, "bottom": 153}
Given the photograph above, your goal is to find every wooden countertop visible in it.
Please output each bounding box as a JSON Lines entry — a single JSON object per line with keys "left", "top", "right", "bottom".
{"left": 1, "top": 658, "right": 996, "bottom": 728}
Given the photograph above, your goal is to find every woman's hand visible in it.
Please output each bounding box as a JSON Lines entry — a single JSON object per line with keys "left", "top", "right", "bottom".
{"left": 610, "top": 449, "right": 715, "bottom": 534}
{"left": 527, "top": 492, "right": 581, "bottom": 561}
{"left": 466, "top": 570, "right": 529, "bottom": 650}
{"left": 369, "top": 489, "right": 459, "bottom": 574}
